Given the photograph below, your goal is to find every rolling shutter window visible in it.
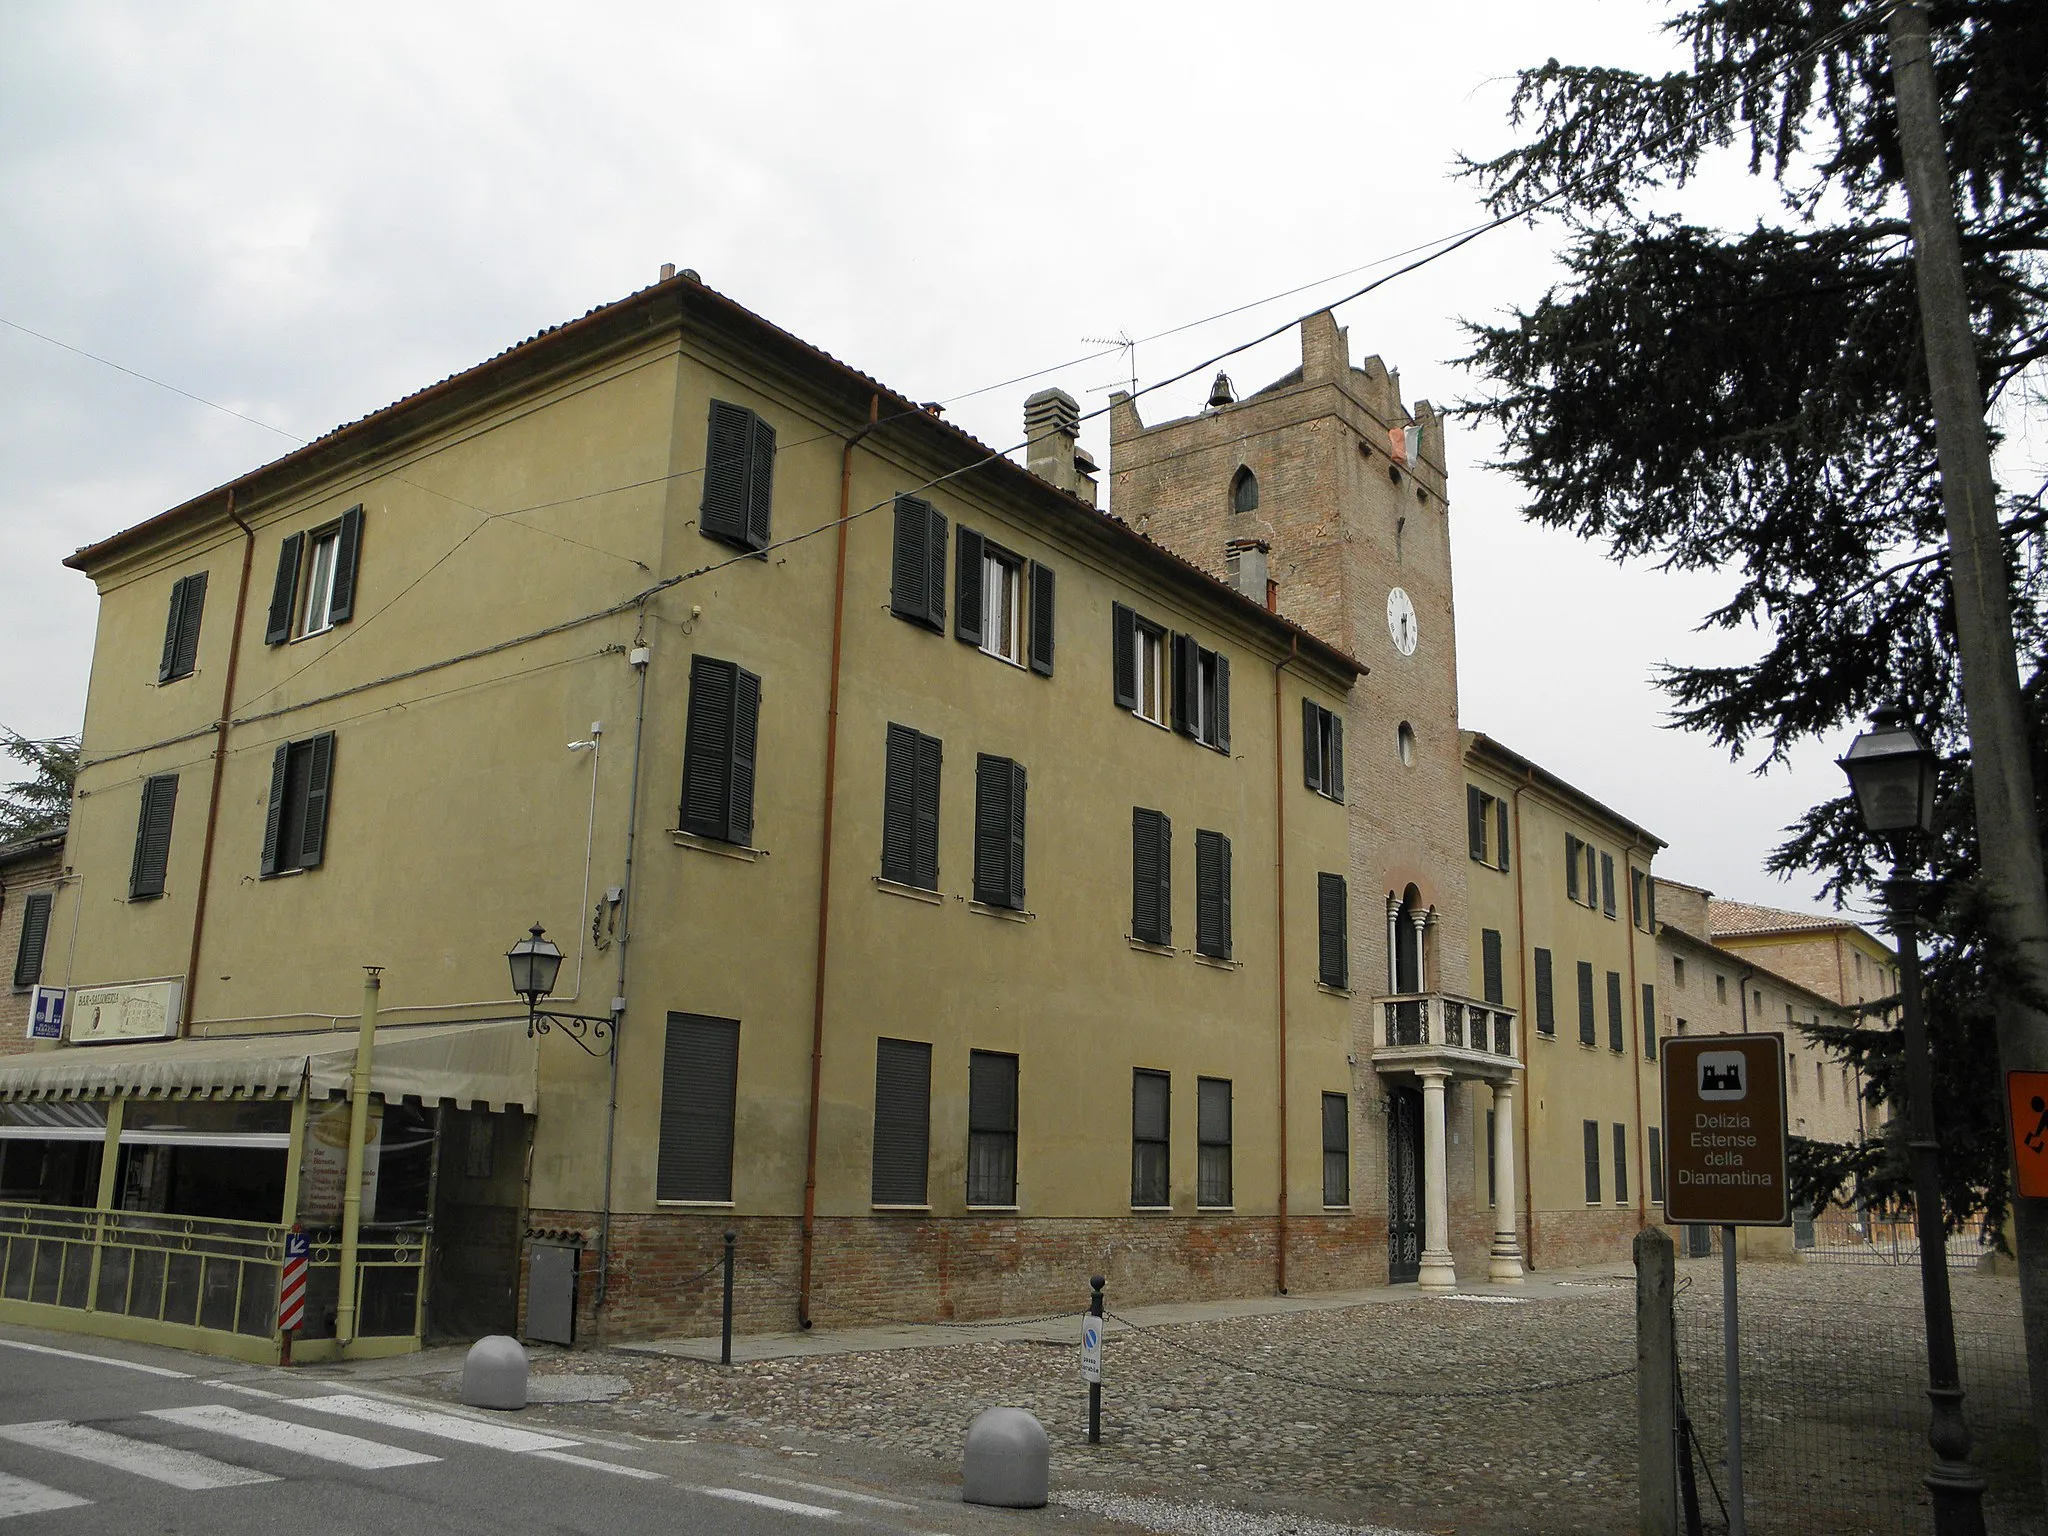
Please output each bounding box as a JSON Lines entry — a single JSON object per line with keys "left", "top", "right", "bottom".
{"left": 1195, "top": 829, "right": 1231, "bottom": 960}
{"left": 1316, "top": 873, "right": 1348, "bottom": 990}
{"left": 880, "top": 724, "right": 943, "bottom": 891}
{"left": 1614, "top": 1123, "right": 1630, "bottom": 1204}
{"left": 1607, "top": 970, "right": 1624, "bottom": 1052}
{"left": 679, "top": 656, "right": 763, "bottom": 845}
{"left": 1649, "top": 1128, "right": 1666, "bottom": 1203}
{"left": 871, "top": 1038, "right": 932, "bottom": 1206}
{"left": 1112, "top": 604, "right": 1138, "bottom": 709}
{"left": 12, "top": 891, "right": 53, "bottom": 989}
{"left": 1028, "top": 562, "right": 1055, "bottom": 676}
{"left": 889, "top": 495, "right": 947, "bottom": 630}
{"left": 1643, "top": 983, "right": 1658, "bottom": 1060}
{"left": 1534, "top": 948, "right": 1556, "bottom": 1035}
{"left": 159, "top": 572, "right": 208, "bottom": 683}
{"left": 264, "top": 532, "right": 304, "bottom": 646}
{"left": 1601, "top": 851, "right": 1617, "bottom": 918}
{"left": 129, "top": 774, "right": 179, "bottom": 900}
{"left": 1131, "top": 808, "right": 1171, "bottom": 947}
{"left": 1481, "top": 928, "right": 1504, "bottom": 1005}
{"left": 1303, "top": 699, "right": 1323, "bottom": 794}
{"left": 974, "top": 755, "right": 1026, "bottom": 909}
{"left": 1467, "top": 786, "right": 1488, "bottom": 861}
{"left": 657, "top": 1013, "right": 740, "bottom": 1202}
{"left": 967, "top": 1050, "right": 1018, "bottom": 1206}
{"left": 1196, "top": 1077, "right": 1232, "bottom": 1208}
{"left": 1321, "top": 1093, "right": 1349, "bottom": 1207}
{"left": 700, "top": 400, "right": 775, "bottom": 553}
{"left": 1131, "top": 1069, "right": 1170, "bottom": 1207}
{"left": 1583, "top": 1120, "right": 1602, "bottom": 1204}
{"left": 327, "top": 506, "right": 364, "bottom": 626}
{"left": 1496, "top": 799, "right": 1510, "bottom": 871}
{"left": 955, "top": 526, "right": 985, "bottom": 646}
{"left": 1578, "top": 962, "right": 1597, "bottom": 1045}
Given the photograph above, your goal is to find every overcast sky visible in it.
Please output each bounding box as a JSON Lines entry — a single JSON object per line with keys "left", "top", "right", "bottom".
{"left": 0, "top": 0, "right": 1903, "bottom": 919}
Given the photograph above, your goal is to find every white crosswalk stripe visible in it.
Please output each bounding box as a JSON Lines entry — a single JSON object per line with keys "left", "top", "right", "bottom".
{"left": 529, "top": 1448, "right": 663, "bottom": 1480}
{"left": 702, "top": 1487, "right": 842, "bottom": 1518}
{"left": 0, "top": 1471, "right": 90, "bottom": 1519}
{"left": 147, "top": 1405, "right": 440, "bottom": 1469}
{"left": 286, "top": 1393, "right": 579, "bottom": 1453}
{"left": 0, "top": 1420, "right": 276, "bottom": 1491}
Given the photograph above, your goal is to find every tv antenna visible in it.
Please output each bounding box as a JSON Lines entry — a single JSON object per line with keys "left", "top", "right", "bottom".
{"left": 1082, "top": 330, "right": 1137, "bottom": 397}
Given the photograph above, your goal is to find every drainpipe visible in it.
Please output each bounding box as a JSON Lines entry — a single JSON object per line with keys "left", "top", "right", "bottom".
{"left": 335, "top": 965, "right": 380, "bottom": 1348}
{"left": 1271, "top": 637, "right": 1299, "bottom": 1295}
{"left": 798, "top": 395, "right": 879, "bottom": 1330}
{"left": 182, "top": 489, "right": 256, "bottom": 1020}
{"left": 1622, "top": 845, "right": 1649, "bottom": 1231}
{"left": 1510, "top": 776, "right": 1537, "bottom": 1270}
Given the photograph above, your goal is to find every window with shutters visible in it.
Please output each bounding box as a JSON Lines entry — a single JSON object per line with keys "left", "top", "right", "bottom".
{"left": 1631, "top": 867, "right": 1647, "bottom": 929}
{"left": 1586, "top": 843, "right": 1600, "bottom": 908}
{"left": 1481, "top": 928, "right": 1504, "bottom": 1005}
{"left": 265, "top": 508, "right": 364, "bottom": 645}
{"left": 1600, "top": 851, "right": 1617, "bottom": 918}
{"left": 880, "top": 724, "right": 942, "bottom": 890}
{"left": 1466, "top": 786, "right": 1505, "bottom": 866}
{"left": 1131, "top": 1069, "right": 1170, "bottom": 1207}
{"left": 954, "top": 528, "right": 1054, "bottom": 675}
{"left": 967, "top": 1050, "right": 1018, "bottom": 1206}
{"left": 1577, "top": 961, "right": 1596, "bottom": 1045}
{"left": 12, "top": 891, "right": 53, "bottom": 990}
{"left": 699, "top": 399, "right": 775, "bottom": 554}
{"left": 1642, "top": 983, "right": 1658, "bottom": 1060}
{"left": 1197, "top": 1077, "right": 1232, "bottom": 1208}
{"left": 1111, "top": 603, "right": 1169, "bottom": 725}
{"left": 1583, "top": 1119, "right": 1602, "bottom": 1204}
{"left": 972, "top": 755, "right": 1027, "bottom": 910}
{"left": 261, "top": 733, "right": 336, "bottom": 878}
{"left": 1533, "top": 948, "right": 1556, "bottom": 1035}
{"left": 1316, "top": 873, "right": 1348, "bottom": 990}
{"left": 888, "top": 494, "right": 948, "bottom": 631}
{"left": 679, "top": 655, "right": 762, "bottom": 847}
{"left": 129, "top": 774, "right": 178, "bottom": 900}
{"left": 1171, "top": 635, "right": 1230, "bottom": 752}
{"left": 1194, "top": 830, "right": 1232, "bottom": 960}
{"left": 657, "top": 1013, "right": 740, "bottom": 1202}
{"left": 1130, "top": 808, "right": 1171, "bottom": 947}
{"left": 871, "top": 1038, "right": 932, "bottom": 1206}
{"left": 158, "top": 572, "right": 208, "bottom": 684}
{"left": 1613, "top": 1124, "right": 1630, "bottom": 1204}
{"left": 1649, "top": 1127, "right": 1665, "bottom": 1203}
{"left": 1302, "top": 700, "right": 1343, "bottom": 802}
{"left": 1565, "top": 834, "right": 1583, "bottom": 902}
{"left": 1322, "top": 1092, "right": 1349, "bottom": 1207}
{"left": 1607, "top": 970, "right": 1625, "bottom": 1052}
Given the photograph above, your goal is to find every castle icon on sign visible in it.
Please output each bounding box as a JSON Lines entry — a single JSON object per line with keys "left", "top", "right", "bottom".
{"left": 1698, "top": 1052, "right": 1748, "bottom": 1101}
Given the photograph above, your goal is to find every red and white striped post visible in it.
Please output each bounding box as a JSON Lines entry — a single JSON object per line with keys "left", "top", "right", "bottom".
{"left": 279, "top": 1224, "right": 308, "bottom": 1365}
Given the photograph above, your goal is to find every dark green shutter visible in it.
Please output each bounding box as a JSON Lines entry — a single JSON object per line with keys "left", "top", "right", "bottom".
{"left": 1112, "top": 604, "right": 1137, "bottom": 709}
{"left": 1565, "top": 836, "right": 1581, "bottom": 902}
{"left": 681, "top": 656, "right": 760, "bottom": 844}
{"left": 747, "top": 415, "right": 775, "bottom": 550}
{"left": 1321, "top": 1093, "right": 1349, "bottom": 1206}
{"left": 1328, "top": 712, "right": 1344, "bottom": 801}
{"left": 1197, "top": 1077, "right": 1232, "bottom": 1207}
{"left": 1583, "top": 1120, "right": 1601, "bottom": 1203}
{"left": 1467, "top": 786, "right": 1487, "bottom": 860}
{"left": 1317, "top": 872, "right": 1347, "bottom": 989}
{"left": 264, "top": 532, "right": 303, "bottom": 645}
{"left": 1497, "top": 798, "right": 1510, "bottom": 871}
{"left": 1614, "top": 1124, "right": 1629, "bottom": 1203}
{"left": 657, "top": 1013, "right": 740, "bottom": 1202}
{"left": 871, "top": 1038, "right": 932, "bottom": 1205}
{"left": 913, "top": 730, "right": 941, "bottom": 889}
{"left": 1007, "top": 760, "right": 1027, "bottom": 908}
{"left": 12, "top": 891, "right": 53, "bottom": 988}
{"left": 1601, "top": 852, "right": 1616, "bottom": 917}
{"left": 890, "top": 496, "right": 947, "bottom": 630}
{"left": 327, "top": 507, "right": 364, "bottom": 625}
{"left": 729, "top": 667, "right": 761, "bottom": 846}
{"left": 699, "top": 401, "right": 755, "bottom": 548}
{"left": 1534, "top": 948, "right": 1556, "bottom": 1034}
{"left": 1196, "top": 829, "right": 1230, "bottom": 959}
{"left": 1650, "top": 1128, "right": 1665, "bottom": 1202}
{"left": 1647, "top": 877, "right": 1657, "bottom": 929}
{"left": 967, "top": 1050, "right": 1018, "bottom": 1205}
{"left": 1131, "top": 808, "right": 1170, "bottom": 946}
{"left": 1170, "top": 633, "right": 1197, "bottom": 736}
{"left": 924, "top": 503, "right": 948, "bottom": 628}
{"left": 1607, "top": 970, "right": 1624, "bottom": 1051}
{"left": 882, "top": 724, "right": 918, "bottom": 885}
{"left": 1303, "top": 699, "right": 1322, "bottom": 793}
{"left": 955, "top": 526, "right": 985, "bottom": 645}
{"left": 1212, "top": 653, "right": 1230, "bottom": 751}
{"left": 260, "top": 743, "right": 291, "bottom": 876}
{"left": 1132, "top": 1069, "right": 1169, "bottom": 1206}
{"left": 160, "top": 577, "right": 186, "bottom": 682}
{"left": 1028, "top": 562, "right": 1054, "bottom": 676}
{"left": 1643, "top": 983, "right": 1658, "bottom": 1060}
{"left": 1481, "top": 928, "right": 1503, "bottom": 1005}
{"left": 129, "top": 774, "right": 179, "bottom": 899}
{"left": 296, "top": 734, "right": 334, "bottom": 869}
{"left": 160, "top": 574, "right": 206, "bottom": 683}
{"left": 974, "top": 754, "right": 1015, "bottom": 907}
{"left": 1578, "top": 961, "right": 1597, "bottom": 1044}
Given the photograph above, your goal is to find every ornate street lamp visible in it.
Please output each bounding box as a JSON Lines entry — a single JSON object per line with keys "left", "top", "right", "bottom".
{"left": 507, "top": 923, "right": 616, "bottom": 1056}
{"left": 1836, "top": 713, "right": 1986, "bottom": 1534}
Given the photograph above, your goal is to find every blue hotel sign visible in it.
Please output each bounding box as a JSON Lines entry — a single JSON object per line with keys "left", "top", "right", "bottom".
{"left": 27, "top": 987, "right": 66, "bottom": 1041}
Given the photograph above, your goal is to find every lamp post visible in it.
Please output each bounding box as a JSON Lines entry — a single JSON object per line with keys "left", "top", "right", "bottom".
{"left": 507, "top": 923, "right": 618, "bottom": 1057}
{"left": 1837, "top": 713, "right": 1987, "bottom": 1535}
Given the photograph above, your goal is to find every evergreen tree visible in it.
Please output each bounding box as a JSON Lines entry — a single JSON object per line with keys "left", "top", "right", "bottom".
{"left": 0, "top": 728, "right": 79, "bottom": 843}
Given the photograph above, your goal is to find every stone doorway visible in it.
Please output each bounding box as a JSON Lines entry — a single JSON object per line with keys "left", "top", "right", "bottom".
{"left": 1387, "top": 1085, "right": 1422, "bottom": 1284}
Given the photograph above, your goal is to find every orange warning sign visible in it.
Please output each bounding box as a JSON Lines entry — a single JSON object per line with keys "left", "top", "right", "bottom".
{"left": 2009, "top": 1071, "right": 2048, "bottom": 1199}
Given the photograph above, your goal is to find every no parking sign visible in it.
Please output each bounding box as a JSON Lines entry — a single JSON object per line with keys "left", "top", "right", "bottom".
{"left": 1080, "top": 1313, "right": 1102, "bottom": 1384}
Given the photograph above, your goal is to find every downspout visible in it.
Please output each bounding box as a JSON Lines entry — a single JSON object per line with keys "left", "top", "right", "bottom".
{"left": 1622, "top": 846, "right": 1648, "bottom": 1230}
{"left": 1511, "top": 775, "right": 1537, "bottom": 1270}
{"left": 182, "top": 489, "right": 256, "bottom": 1019}
{"left": 1738, "top": 965, "right": 1756, "bottom": 1032}
{"left": 1271, "top": 636, "right": 1299, "bottom": 1295}
{"left": 594, "top": 615, "right": 651, "bottom": 1313}
{"left": 798, "top": 395, "right": 879, "bottom": 1330}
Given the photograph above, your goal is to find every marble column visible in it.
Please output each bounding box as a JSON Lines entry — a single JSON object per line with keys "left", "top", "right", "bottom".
{"left": 1489, "top": 1078, "right": 1526, "bottom": 1283}
{"left": 1417, "top": 1068, "right": 1456, "bottom": 1289}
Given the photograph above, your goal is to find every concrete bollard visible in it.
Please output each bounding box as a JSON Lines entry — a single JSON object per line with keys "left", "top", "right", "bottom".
{"left": 962, "top": 1407, "right": 1049, "bottom": 1508}
{"left": 461, "top": 1335, "right": 529, "bottom": 1411}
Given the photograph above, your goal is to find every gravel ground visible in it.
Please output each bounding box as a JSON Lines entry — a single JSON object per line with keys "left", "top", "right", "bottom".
{"left": 499, "top": 1262, "right": 2038, "bottom": 1536}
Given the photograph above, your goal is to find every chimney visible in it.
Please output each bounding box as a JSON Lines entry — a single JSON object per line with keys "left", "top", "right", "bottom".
{"left": 1225, "top": 538, "right": 1270, "bottom": 606}
{"left": 660, "top": 262, "right": 676, "bottom": 281}
{"left": 1024, "top": 388, "right": 1098, "bottom": 507}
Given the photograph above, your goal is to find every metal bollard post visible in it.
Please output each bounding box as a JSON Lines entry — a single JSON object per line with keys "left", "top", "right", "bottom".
{"left": 721, "top": 1231, "right": 736, "bottom": 1367}
{"left": 1088, "top": 1275, "right": 1105, "bottom": 1445}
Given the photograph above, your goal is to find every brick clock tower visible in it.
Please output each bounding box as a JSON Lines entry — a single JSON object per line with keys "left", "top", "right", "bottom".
{"left": 1107, "top": 310, "right": 1480, "bottom": 1281}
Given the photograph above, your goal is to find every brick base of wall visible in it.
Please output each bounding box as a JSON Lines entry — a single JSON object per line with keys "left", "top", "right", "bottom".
{"left": 1524, "top": 1207, "right": 1648, "bottom": 1272}
{"left": 521, "top": 1210, "right": 1398, "bottom": 1344}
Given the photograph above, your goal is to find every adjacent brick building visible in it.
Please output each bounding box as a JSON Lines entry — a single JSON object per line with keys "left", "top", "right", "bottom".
{"left": 1, "top": 829, "right": 65, "bottom": 1055}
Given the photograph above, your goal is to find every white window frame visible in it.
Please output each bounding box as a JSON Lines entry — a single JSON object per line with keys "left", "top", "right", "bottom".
{"left": 298, "top": 526, "right": 342, "bottom": 638}
{"left": 979, "top": 550, "right": 1023, "bottom": 666}
{"left": 1133, "top": 621, "right": 1166, "bottom": 725}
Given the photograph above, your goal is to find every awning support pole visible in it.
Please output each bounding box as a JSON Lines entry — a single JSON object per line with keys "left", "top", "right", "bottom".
{"left": 335, "top": 967, "right": 380, "bottom": 1348}
{"left": 84, "top": 1095, "right": 125, "bottom": 1314}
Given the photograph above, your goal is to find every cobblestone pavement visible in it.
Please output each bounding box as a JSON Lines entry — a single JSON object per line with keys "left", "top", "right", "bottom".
{"left": 403, "top": 1261, "right": 2035, "bottom": 1536}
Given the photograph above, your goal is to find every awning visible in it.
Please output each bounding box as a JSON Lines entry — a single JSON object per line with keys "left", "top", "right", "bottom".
{"left": 0, "top": 1021, "right": 538, "bottom": 1113}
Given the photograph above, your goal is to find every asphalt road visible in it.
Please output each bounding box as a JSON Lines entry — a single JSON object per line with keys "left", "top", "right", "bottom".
{"left": 0, "top": 1326, "right": 1066, "bottom": 1536}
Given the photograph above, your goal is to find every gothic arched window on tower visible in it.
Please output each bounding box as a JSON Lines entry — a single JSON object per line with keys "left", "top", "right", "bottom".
{"left": 1231, "top": 466, "right": 1258, "bottom": 515}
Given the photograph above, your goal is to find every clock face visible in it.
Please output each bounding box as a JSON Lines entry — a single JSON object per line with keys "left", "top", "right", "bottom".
{"left": 1387, "top": 587, "right": 1418, "bottom": 656}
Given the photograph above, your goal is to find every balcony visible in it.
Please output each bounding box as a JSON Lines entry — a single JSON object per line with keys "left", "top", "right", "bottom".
{"left": 1371, "top": 992, "right": 1519, "bottom": 1077}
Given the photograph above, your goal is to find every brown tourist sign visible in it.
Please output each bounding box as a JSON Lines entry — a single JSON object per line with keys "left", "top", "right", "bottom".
{"left": 1661, "top": 1034, "right": 1791, "bottom": 1226}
